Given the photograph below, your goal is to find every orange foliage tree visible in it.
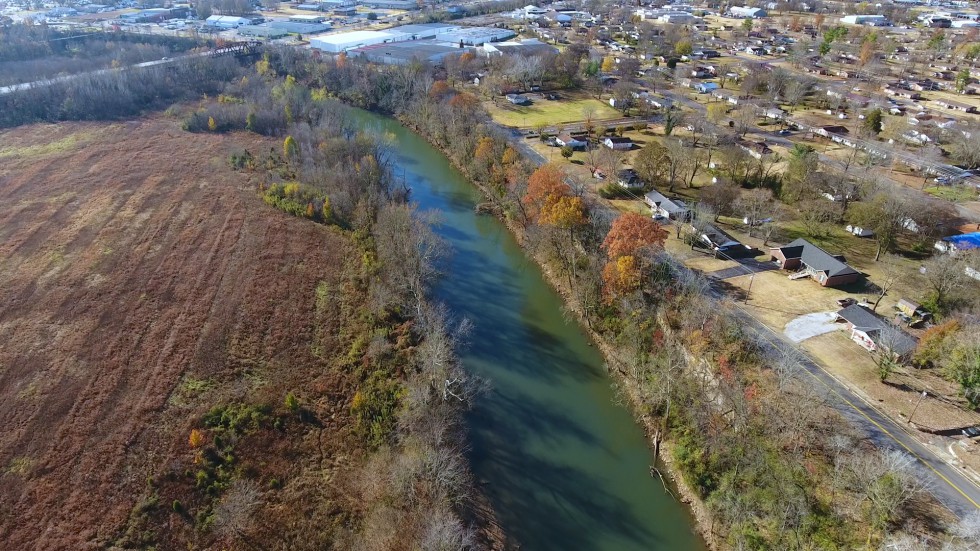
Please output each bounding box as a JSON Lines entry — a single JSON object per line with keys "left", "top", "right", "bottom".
{"left": 601, "top": 212, "right": 668, "bottom": 259}
{"left": 522, "top": 163, "right": 571, "bottom": 221}
{"left": 601, "top": 213, "right": 668, "bottom": 302}
{"left": 429, "top": 80, "right": 452, "bottom": 98}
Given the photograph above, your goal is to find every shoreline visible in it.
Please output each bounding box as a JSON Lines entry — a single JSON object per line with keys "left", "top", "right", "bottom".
{"left": 395, "top": 114, "right": 719, "bottom": 550}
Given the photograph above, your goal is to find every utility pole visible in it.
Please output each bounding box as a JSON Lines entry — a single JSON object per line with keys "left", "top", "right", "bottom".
{"left": 908, "top": 391, "right": 927, "bottom": 425}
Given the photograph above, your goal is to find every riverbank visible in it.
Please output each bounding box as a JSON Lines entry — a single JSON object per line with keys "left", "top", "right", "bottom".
{"left": 395, "top": 114, "right": 717, "bottom": 550}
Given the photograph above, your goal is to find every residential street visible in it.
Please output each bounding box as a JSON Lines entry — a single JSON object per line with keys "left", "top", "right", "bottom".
{"left": 500, "top": 122, "right": 980, "bottom": 520}
{"left": 731, "top": 297, "right": 980, "bottom": 519}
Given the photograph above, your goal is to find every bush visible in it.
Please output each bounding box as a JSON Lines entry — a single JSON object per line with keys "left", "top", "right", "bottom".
{"left": 262, "top": 182, "right": 331, "bottom": 222}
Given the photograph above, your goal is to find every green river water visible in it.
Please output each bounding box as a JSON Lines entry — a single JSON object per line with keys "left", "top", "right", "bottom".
{"left": 361, "top": 111, "right": 706, "bottom": 551}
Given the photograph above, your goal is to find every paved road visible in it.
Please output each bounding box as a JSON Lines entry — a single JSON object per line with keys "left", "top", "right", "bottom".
{"left": 706, "top": 257, "right": 777, "bottom": 280}
{"left": 711, "top": 257, "right": 980, "bottom": 518}
{"left": 732, "top": 297, "right": 980, "bottom": 519}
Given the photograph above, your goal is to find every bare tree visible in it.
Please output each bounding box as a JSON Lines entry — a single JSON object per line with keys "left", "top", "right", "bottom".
{"left": 213, "top": 479, "right": 263, "bottom": 542}
{"left": 736, "top": 188, "right": 774, "bottom": 238}
{"left": 869, "top": 254, "right": 904, "bottom": 312}
{"left": 838, "top": 449, "right": 927, "bottom": 545}
{"left": 922, "top": 252, "right": 970, "bottom": 310}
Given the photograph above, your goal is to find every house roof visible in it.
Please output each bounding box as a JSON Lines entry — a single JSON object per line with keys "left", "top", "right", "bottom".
{"left": 774, "top": 238, "right": 859, "bottom": 277}
{"left": 604, "top": 136, "right": 632, "bottom": 143}
{"left": 837, "top": 304, "right": 883, "bottom": 330}
{"left": 943, "top": 232, "right": 980, "bottom": 250}
{"left": 836, "top": 304, "right": 917, "bottom": 355}
{"left": 643, "top": 190, "right": 688, "bottom": 214}
{"left": 617, "top": 168, "right": 638, "bottom": 180}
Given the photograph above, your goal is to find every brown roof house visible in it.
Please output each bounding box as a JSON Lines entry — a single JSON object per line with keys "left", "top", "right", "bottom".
{"left": 770, "top": 238, "right": 861, "bottom": 287}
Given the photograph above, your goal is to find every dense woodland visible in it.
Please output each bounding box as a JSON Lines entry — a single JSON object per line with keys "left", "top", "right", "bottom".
{"left": 0, "top": 26, "right": 207, "bottom": 86}
{"left": 3, "top": 34, "right": 980, "bottom": 548}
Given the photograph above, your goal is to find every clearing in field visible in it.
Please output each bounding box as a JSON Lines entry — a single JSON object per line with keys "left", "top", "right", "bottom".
{"left": 483, "top": 91, "right": 621, "bottom": 127}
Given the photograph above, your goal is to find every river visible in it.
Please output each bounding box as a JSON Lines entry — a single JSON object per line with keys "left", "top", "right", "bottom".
{"left": 360, "top": 111, "right": 706, "bottom": 551}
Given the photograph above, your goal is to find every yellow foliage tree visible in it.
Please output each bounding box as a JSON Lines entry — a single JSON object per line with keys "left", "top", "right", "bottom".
{"left": 207, "top": 116, "right": 217, "bottom": 132}
{"left": 540, "top": 195, "right": 587, "bottom": 230}
{"left": 188, "top": 429, "right": 205, "bottom": 449}
{"left": 602, "top": 255, "right": 642, "bottom": 302}
{"left": 601, "top": 56, "right": 617, "bottom": 73}
{"left": 283, "top": 135, "right": 298, "bottom": 158}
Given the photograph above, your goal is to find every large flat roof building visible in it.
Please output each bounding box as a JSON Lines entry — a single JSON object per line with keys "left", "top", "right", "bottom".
{"left": 311, "top": 30, "right": 398, "bottom": 52}
{"left": 729, "top": 6, "right": 767, "bottom": 18}
{"left": 841, "top": 14, "right": 889, "bottom": 26}
{"left": 351, "top": 40, "right": 471, "bottom": 65}
{"left": 311, "top": 24, "right": 513, "bottom": 53}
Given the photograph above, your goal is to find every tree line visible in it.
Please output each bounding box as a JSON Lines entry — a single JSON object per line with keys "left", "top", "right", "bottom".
{"left": 173, "top": 58, "right": 487, "bottom": 549}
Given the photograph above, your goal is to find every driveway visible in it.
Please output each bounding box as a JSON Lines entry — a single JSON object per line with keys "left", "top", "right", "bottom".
{"left": 783, "top": 311, "right": 841, "bottom": 343}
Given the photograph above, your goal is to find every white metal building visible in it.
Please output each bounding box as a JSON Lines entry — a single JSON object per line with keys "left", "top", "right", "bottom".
{"left": 729, "top": 6, "right": 767, "bottom": 18}
{"left": 840, "top": 14, "right": 888, "bottom": 25}
{"left": 205, "top": 15, "right": 252, "bottom": 28}
{"left": 311, "top": 30, "right": 399, "bottom": 52}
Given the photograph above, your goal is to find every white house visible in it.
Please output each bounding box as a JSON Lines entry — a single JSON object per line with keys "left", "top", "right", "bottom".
{"left": 644, "top": 191, "right": 690, "bottom": 220}
{"left": 555, "top": 133, "right": 587, "bottom": 149}
{"left": 603, "top": 137, "right": 633, "bottom": 150}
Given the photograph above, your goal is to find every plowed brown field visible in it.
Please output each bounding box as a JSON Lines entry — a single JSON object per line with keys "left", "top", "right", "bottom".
{"left": 0, "top": 119, "right": 355, "bottom": 549}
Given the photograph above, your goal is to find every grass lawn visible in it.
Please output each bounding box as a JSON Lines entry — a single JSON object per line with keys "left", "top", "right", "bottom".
{"left": 924, "top": 185, "right": 979, "bottom": 203}
{"left": 484, "top": 93, "right": 620, "bottom": 127}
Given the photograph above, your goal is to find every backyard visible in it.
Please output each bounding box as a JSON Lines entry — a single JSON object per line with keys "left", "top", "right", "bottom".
{"left": 484, "top": 90, "right": 620, "bottom": 127}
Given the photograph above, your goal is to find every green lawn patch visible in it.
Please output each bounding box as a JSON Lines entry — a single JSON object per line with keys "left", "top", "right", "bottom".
{"left": 924, "top": 185, "right": 978, "bottom": 203}
{"left": 484, "top": 96, "right": 621, "bottom": 127}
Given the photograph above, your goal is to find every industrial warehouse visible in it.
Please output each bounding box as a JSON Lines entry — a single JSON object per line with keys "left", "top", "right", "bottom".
{"left": 309, "top": 22, "right": 516, "bottom": 62}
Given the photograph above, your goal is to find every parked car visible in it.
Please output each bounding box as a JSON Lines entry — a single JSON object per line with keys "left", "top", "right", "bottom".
{"left": 836, "top": 298, "right": 857, "bottom": 308}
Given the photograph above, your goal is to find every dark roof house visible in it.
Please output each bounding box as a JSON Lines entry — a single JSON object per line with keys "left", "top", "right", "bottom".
{"left": 836, "top": 304, "right": 918, "bottom": 358}
{"left": 770, "top": 238, "right": 861, "bottom": 287}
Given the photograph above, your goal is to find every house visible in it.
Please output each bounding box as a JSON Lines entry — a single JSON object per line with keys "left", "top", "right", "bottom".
{"left": 836, "top": 304, "right": 918, "bottom": 359}
{"left": 617, "top": 169, "right": 643, "bottom": 189}
{"left": 700, "top": 224, "right": 750, "bottom": 256}
{"left": 935, "top": 99, "right": 977, "bottom": 113}
{"left": 505, "top": 94, "right": 530, "bottom": 105}
{"left": 761, "top": 107, "right": 785, "bottom": 120}
{"left": 736, "top": 139, "right": 773, "bottom": 160}
{"left": 555, "top": 133, "right": 588, "bottom": 150}
{"left": 882, "top": 86, "right": 920, "bottom": 100}
{"left": 770, "top": 238, "right": 862, "bottom": 287}
{"left": 935, "top": 232, "right": 980, "bottom": 255}
{"left": 645, "top": 95, "right": 673, "bottom": 109}
{"left": 712, "top": 89, "right": 741, "bottom": 105}
{"left": 603, "top": 137, "right": 633, "bottom": 150}
{"left": 745, "top": 46, "right": 767, "bottom": 56}
{"left": 694, "top": 82, "right": 719, "bottom": 93}
{"left": 644, "top": 190, "right": 690, "bottom": 220}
